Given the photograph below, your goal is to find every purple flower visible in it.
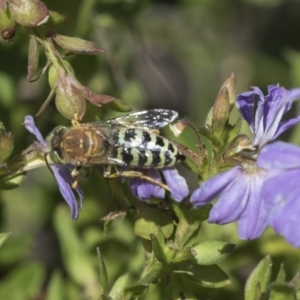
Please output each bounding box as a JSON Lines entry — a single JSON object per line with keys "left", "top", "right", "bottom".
{"left": 130, "top": 167, "right": 189, "bottom": 202}
{"left": 191, "top": 85, "right": 300, "bottom": 239}
{"left": 258, "top": 141, "right": 300, "bottom": 247}
{"left": 23, "top": 116, "right": 83, "bottom": 220}
{"left": 236, "top": 85, "right": 300, "bottom": 148}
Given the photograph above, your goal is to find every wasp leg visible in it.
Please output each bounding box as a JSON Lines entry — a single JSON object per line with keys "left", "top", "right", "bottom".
{"left": 103, "top": 165, "right": 120, "bottom": 179}
{"left": 71, "top": 113, "right": 81, "bottom": 126}
{"left": 103, "top": 167, "right": 170, "bottom": 191}
{"left": 149, "top": 129, "right": 160, "bottom": 134}
{"left": 70, "top": 166, "right": 90, "bottom": 189}
{"left": 119, "top": 170, "right": 171, "bottom": 192}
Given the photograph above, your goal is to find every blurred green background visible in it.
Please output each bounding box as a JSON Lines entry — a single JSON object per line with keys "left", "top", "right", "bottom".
{"left": 1, "top": 0, "right": 300, "bottom": 299}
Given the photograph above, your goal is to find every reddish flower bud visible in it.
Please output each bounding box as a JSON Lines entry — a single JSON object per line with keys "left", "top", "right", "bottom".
{"left": 219, "top": 73, "right": 236, "bottom": 107}
{"left": 55, "top": 71, "right": 86, "bottom": 121}
{"left": 212, "top": 87, "right": 230, "bottom": 134}
{"left": 0, "top": 4, "right": 16, "bottom": 41}
{"left": 9, "top": 0, "right": 49, "bottom": 27}
{"left": 225, "top": 134, "right": 255, "bottom": 158}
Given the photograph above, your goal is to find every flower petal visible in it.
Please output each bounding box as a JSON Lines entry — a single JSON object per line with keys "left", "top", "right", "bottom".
{"left": 59, "top": 164, "right": 84, "bottom": 209}
{"left": 130, "top": 169, "right": 165, "bottom": 200}
{"left": 162, "top": 167, "right": 189, "bottom": 202}
{"left": 23, "top": 115, "right": 47, "bottom": 147}
{"left": 268, "top": 189, "right": 300, "bottom": 247}
{"left": 274, "top": 115, "right": 300, "bottom": 139}
{"left": 285, "top": 88, "right": 300, "bottom": 103}
{"left": 236, "top": 88, "right": 264, "bottom": 132}
{"left": 237, "top": 175, "right": 267, "bottom": 239}
{"left": 262, "top": 169, "right": 300, "bottom": 211}
{"left": 258, "top": 141, "right": 300, "bottom": 170}
{"left": 257, "top": 85, "right": 286, "bottom": 145}
{"left": 190, "top": 166, "right": 241, "bottom": 206}
{"left": 236, "top": 85, "right": 300, "bottom": 148}
{"left": 208, "top": 177, "right": 249, "bottom": 224}
{"left": 52, "top": 166, "right": 80, "bottom": 220}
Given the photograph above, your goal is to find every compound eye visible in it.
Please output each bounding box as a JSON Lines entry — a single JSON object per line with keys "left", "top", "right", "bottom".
{"left": 49, "top": 149, "right": 64, "bottom": 164}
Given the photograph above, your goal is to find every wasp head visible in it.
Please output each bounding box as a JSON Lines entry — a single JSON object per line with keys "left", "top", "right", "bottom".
{"left": 45, "top": 126, "right": 67, "bottom": 164}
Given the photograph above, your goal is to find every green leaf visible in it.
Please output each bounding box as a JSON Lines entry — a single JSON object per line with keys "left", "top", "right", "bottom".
{"left": 109, "top": 273, "right": 129, "bottom": 300}
{"left": 190, "top": 241, "right": 235, "bottom": 265}
{"left": 174, "top": 263, "right": 231, "bottom": 289}
{"left": 0, "top": 235, "right": 32, "bottom": 264}
{"left": 0, "top": 173, "right": 25, "bottom": 190}
{"left": 0, "top": 262, "right": 45, "bottom": 299}
{"left": 97, "top": 247, "right": 108, "bottom": 295}
{"left": 150, "top": 234, "right": 167, "bottom": 264}
{"left": 172, "top": 273, "right": 199, "bottom": 299}
{"left": 134, "top": 204, "right": 174, "bottom": 240}
{"left": 226, "top": 114, "right": 242, "bottom": 144}
{"left": 47, "top": 10, "right": 67, "bottom": 27}
{"left": 51, "top": 33, "right": 104, "bottom": 55}
{"left": 173, "top": 203, "right": 210, "bottom": 250}
{"left": 53, "top": 206, "right": 99, "bottom": 298}
{"left": 46, "top": 271, "right": 64, "bottom": 300}
{"left": 269, "top": 282, "right": 296, "bottom": 300}
{"left": 0, "top": 232, "right": 10, "bottom": 248}
{"left": 275, "top": 264, "right": 286, "bottom": 283}
{"left": 27, "top": 35, "right": 39, "bottom": 82}
{"left": 296, "top": 289, "right": 300, "bottom": 299}
{"left": 124, "top": 284, "right": 148, "bottom": 299}
{"left": 101, "top": 97, "right": 132, "bottom": 112}
{"left": 289, "top": 271, "right": 300, "bottom": 290}
{"left": 245, "top": 255, "right": 272, "bottom": 300}
{"left": 82, "top": 87, "right": 131, "bottom": 113}
{"left": 156, "top": 226, "right": 166, "bottom": 246}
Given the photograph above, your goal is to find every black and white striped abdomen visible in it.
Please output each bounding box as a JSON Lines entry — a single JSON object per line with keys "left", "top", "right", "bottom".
{"left": 110, "top": 128, "right": 185, "bottom": 168}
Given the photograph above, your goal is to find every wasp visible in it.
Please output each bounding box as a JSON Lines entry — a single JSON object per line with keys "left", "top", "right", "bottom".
{"left": 46, "top": 109, "right": 185, "bottom": 187}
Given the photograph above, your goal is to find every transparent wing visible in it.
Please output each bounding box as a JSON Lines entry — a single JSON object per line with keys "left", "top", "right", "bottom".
{"left": 107, "top": 109, "right": 179, "bottom": 129}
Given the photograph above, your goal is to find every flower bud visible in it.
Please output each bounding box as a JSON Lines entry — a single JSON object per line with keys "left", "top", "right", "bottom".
{"left": 55, "top": 71, "right": 86, "bottom": 121}
{"left": 212, "top": 87, "right": 230, "bottom": 134}
{"left": 0, "top": 4, "right": 16, "bottom": 41}
{"left": 46, "top": 62, "right": 130, "bottom": 119}
{"left": 9, "top": 0, "right": 49, "bottom": 27}
{"left": 225, "top": 134, "right": 255, "bottom": 158}
{"left": 219, "top": 73, "right": 236, "bottom": 108}
{"left": 48, "top": 60, "right": 75, "bottom": 88}
{"left": 0, "top": 122, "right": 14, "bottom": 164}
